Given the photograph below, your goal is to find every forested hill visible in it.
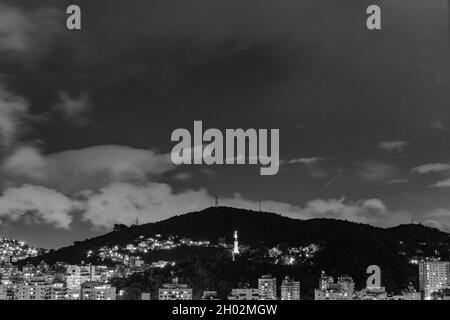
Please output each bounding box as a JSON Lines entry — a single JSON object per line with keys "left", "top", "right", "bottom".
{"left": 21, "top": 206, "right": 450, "bottom": 266}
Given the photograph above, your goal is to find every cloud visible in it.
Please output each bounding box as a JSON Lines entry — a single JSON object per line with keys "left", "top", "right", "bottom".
{"left": 0, "top": 87, "right": 29, "bottom": 148}
{"left": 281, "top": 156, "right": 332, "bottom": 180}
{"left": 224, "top": 196, "right": 411, "bottom": 227}
{"left": 80, "top": 183, "right": 411, "bottom": 228}
{"left": 221, "top": 193, "right": 304, "bottom": 217}
{"left": 431, "top": 120, "right": 449, "bottom": 132}
{"left": 355, "top": 161, "right": 400, "bottom": 183}
{"left": 297, "top": 198, "right": 387, "bottom": 225}
{"left": 286, "top": 157, "right": 329, "bottom": 165}
{"left": 423, "top": 209, "right": 450, "bottom": 232}
{"left": 384, "top": 178, "right": 408, "bottom": 185}
{"left": 0, "top": 4, "right": 33, "bottom": 53}
{"left": 324, "top": 174, "right": 343, "bottom": 186}
{"left": 378, "top": 141, "right": 410, "bottom": 153}
{"left": 0, "top": 179, "right": 412, "bottom": 231}
{"left": 173, "top": 172, "right": 194, "bottom": 181}
{"left": 81, "top": 184, "right": 410, "bottom": 228}
{"left": 0, "top": 184, "right": 76, "bottom": 229}
{"left": 0, "top": 3, "right": 61, "bottom": 56}
{"left": 2, "top": 146, "right": 47, "bottom": 180}
{"left": 430, "top": 179, "right": 450, "bottom": 188}
{"left": 81, "top": 182, "right": 212, "bottom": 227}
{"left": 2, "top": 145, "right": 174, "bottom": 192}
{"left": 411, "top": 163, "right": 450, "bottom": 174}
{"left": 297, "top": 198, "right": 411, "bottom": 226}
{"left": 53, "top": 92, "right": 92, "bottom": 126}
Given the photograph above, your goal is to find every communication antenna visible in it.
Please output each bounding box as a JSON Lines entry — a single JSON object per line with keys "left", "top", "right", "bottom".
{"left": 215, "top": 196, "right": 219, "bottom": 207}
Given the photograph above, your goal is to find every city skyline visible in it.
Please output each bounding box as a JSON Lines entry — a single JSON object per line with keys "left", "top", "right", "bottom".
{"left": 0, "top": 233, "right": 446, "bottom": 300}
{"left": 2, "top": 204, "right": 450, "bottom": 301}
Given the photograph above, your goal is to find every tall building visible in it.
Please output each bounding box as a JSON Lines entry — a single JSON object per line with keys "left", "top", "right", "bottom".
{"left": 228, "top": 288, "right": 260, "bottom": 300}
{"left": 314, "top": 272, "right": 354, "bottom": 300}
{"left": 66, "top": 264, "right": 99, "bottom": 299}
{"left": 419, "top": 260, "right": 450, "bottom": 299}
{"left": 158, "top": 278, "right": 192, "bottom": 300}
{"left": 281, "top": 276, "right": 300, "bottom": 300}
{"left": 258, "top": 274, "right": 277, "bottom": 300}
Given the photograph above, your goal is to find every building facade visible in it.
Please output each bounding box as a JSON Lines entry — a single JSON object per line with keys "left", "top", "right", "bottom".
{"left": 419, "top": 260, "right": 450, "bottom": 299}
{"left": 81, "top": 282, "right": 116, "bottom": 300}
{"left": 314, "top": 272, "right": 354, "bottom": 300}
{"left": 14, "top": 282, "right": 69, "bottom": 300}
{"left": 228, "top": 288, "right": 260, "bottom": 300}
{"left": 258, "top": 274, "right": 277, "bottom": 300}
{"left": 158, "top": 278, "right": 192, "bottom": 300}
{"left": 66, "top": 264, "right": 99, "bottom": 299}
{"left": 281, "top": 276, "right": 300, "bottom": 300}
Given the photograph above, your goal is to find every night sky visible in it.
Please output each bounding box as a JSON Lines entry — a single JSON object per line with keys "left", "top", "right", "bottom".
{"left": 0, "top": 0, "right": 449, "bottom": 248}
